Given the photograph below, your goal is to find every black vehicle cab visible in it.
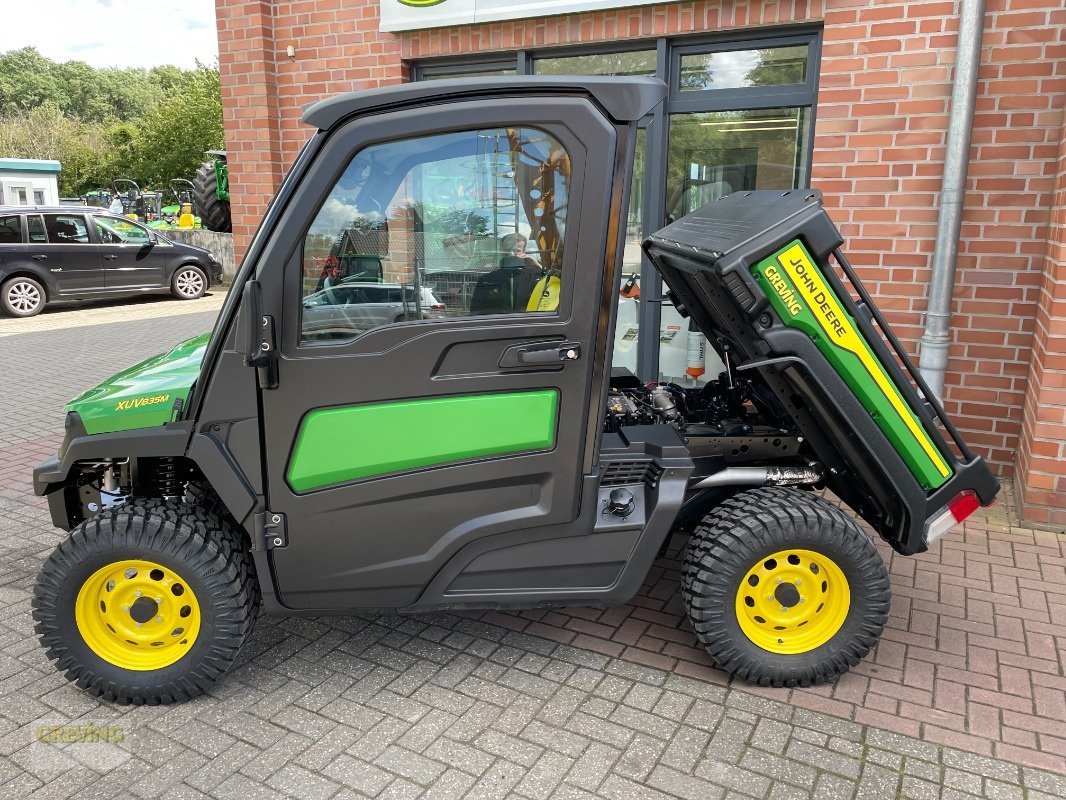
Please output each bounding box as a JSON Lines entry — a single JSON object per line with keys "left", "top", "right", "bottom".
{"left": 0, "top": 205, "right": 223, "bottom": 317}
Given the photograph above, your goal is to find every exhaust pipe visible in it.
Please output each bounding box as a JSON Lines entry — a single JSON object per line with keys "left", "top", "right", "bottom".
{"left": 691, "top": 465, "right": 824, "bottom": 490}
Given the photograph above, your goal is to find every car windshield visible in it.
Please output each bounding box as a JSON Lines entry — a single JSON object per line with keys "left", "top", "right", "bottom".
{"left": 94, "top": 216, "right": 151, "bottom": 244}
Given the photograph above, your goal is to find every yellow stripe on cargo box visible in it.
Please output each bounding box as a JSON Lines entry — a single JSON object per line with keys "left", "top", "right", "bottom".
{"left": 752, "top": 241, "right": 951, "bottom": 490}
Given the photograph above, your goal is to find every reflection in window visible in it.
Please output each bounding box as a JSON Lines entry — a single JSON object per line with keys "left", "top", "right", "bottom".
{"left": 666, "top": 108, "right": 810, "bottom": 222}
{"left": 420, "top": 68, "right": 518, "bottom": 80}
{"left": 679, "top": 46, "right": 807, "bottom": 91}
{"left": 27, "top": 215, "right": 46, "bottom": 242}
{"left": 301, "top": 127, "right": 571, "bottom": 344}
{"left": 95, "top": 216, "right": 151, "bottom": 244}
{"left": 0, "top": 215, "right": 19, "bottom": 244}
{"left": 535, "top": 51, "right": 657, "bottom": 77}
{"left": 43, "top": 214, "right": 90, "bottom": 244}
{"left": 614, "top": 127, "right": 645, "bottom": 375}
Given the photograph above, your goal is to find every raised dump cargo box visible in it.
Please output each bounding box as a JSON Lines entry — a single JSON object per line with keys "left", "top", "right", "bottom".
{"left": 644, "top": 189, "right": 999, "bottom": 555}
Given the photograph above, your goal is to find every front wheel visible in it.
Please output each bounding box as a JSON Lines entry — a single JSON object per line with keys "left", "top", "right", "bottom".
{"left": 1, "top": 276, "right": 46, "bottom": 317}
{"left": 682, "top": 486, "right": 890, "bottom": 687}
{"left": 171, "top": 265, "right": 207, "bottom": 300}
{"left": 32, "top": 500, "right": 259, "bottom": 704}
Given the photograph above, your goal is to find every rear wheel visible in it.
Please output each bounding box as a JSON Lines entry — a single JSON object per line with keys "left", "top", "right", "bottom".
{"left": 32, "top": 500, "right": 259, "bottom": 704}
{"left": 682, "top": 486, "right": 890, "bottom": 687}
{"left": 191, "top": 159, "right": 231, "bottom": 233}
{"left": 1, "top": 276, "right": 45, "bottom": 317}
{"left": 171, "top": 265, "right": 207, "bottom": 300}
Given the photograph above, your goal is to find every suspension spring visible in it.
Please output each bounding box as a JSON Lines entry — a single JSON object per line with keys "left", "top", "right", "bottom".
{"left": 157, "top": 457, "right": 182, "bottom": 499}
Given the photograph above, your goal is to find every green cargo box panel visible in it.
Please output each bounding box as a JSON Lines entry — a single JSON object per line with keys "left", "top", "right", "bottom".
{"left": 751, "top": 239, "right": 951, "bottom": 491}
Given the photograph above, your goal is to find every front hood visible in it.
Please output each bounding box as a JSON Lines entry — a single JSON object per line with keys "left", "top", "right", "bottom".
{"left": 66, "top": 332, "right": 211, "bottom": 434}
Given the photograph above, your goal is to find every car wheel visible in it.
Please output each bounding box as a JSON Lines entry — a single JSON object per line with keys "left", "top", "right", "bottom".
{"left": 32, "top": 499, "right": 259, "bottom": 704}
{"left": 171, "top": 265, "right": 207, "bottom": 300}
{"left": 682, "top": 486, "right": 890, "bottom": 687}
{"left": 1, "top": 276, "right": 46, "bottom": 317}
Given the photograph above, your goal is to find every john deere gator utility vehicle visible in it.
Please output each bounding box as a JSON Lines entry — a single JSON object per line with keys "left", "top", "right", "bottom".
{"left": 31, "top": 77, "right": 998, "bottom": 704}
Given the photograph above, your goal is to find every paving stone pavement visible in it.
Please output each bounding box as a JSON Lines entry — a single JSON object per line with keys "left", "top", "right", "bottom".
{"left": 0, "top": 292, "right": 1064, "bottom": 799}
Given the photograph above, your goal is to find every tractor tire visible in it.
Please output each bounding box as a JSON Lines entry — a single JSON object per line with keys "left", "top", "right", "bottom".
{"left": 682, "top": 486, "right": 890, "bottom": 688}
{"left": 1, "top": 275, "right": 46, "bottom": 317}
{"left": 32, "top": 499, "right": 259, "bottom": 705}
{"left": 192, "top": 160, "right": 231, "bottom": 233}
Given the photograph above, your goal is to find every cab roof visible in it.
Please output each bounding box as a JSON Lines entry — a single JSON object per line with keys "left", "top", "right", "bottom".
{"left": 302, "top": 76, "right": 667, "bottom": 130}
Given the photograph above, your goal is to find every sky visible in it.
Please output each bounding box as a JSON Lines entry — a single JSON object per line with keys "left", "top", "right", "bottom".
{"left": 0, "top": 0, "right": 219, "bottom": 70}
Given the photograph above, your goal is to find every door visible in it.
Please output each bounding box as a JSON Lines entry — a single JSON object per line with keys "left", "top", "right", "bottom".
{"left": 92, "top": 215, "right": 167, "bottom": 289}
{"left": 31, "top": 213, "right": 106, "bottom": 295}
{"left": 255, "top": 95, "right": 629, "bottom": 610}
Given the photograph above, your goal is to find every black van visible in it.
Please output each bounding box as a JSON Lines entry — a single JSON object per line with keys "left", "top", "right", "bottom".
{"left": 0, "top": 206, "right": 223, "bottom": 317}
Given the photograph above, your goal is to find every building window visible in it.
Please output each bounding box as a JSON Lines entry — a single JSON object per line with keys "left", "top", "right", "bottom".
{"left": 678, "top": 45, "right": 808, "bottom": 92}
{"left": 535, "top": 50, "right": 657, "bottom": 78}
{"left": 410, "top": 28, "right": 821, "bottom": 385}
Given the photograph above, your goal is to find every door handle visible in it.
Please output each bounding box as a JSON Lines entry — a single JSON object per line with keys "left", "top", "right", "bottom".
{"left": 499, "top": 341, "right": 582, "bottom": 368}
{"left": 32, "top": 254, "right": 47, "bottom": 261}
{"left": 104, "top": 255, "right": 118, "bottom": 260}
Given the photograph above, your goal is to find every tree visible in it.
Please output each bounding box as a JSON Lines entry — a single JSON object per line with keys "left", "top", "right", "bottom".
{"left": 0, "top": 48, "right": 224, "bottom": 196}
{"left": 131, "top": 65, "right": 223, "bottom": 187}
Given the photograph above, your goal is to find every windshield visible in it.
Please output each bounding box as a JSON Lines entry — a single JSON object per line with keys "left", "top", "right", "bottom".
{"left": 94, "top": 215, "right": 152, "bottom": 244}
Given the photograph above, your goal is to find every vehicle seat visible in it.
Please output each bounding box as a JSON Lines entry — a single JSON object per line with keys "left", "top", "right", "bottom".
{"left": 47, "top": 220, "right": 80, "bottom": 243}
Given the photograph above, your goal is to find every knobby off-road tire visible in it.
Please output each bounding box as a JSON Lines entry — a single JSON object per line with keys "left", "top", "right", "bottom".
{"left": 32, "top": 499, "right": 259, "bottom": 704}
{"left": 191, "top": 160, "right": 231, "bottom": 233}
{"left": 682, "top": 486, "right": 890, "bottom": 687}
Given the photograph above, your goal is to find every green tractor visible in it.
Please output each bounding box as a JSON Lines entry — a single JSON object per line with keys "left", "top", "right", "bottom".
{"left": 192, "top": 150, "right": 230, "bottom": 233}
{"left": 113, "top": 179, "right": 163, "bottom": 224}
{"left": 82, "top": 189, "right": 112, "bottom": 209}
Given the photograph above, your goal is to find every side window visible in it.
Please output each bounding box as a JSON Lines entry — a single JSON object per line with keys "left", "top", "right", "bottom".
{"left": 0, "top": 215, "right": 20, "bottom": 244}
{"left": 43, "top": 214, "right": 91, "bottom": 244}
{"left": 95, "top": 216, "right": 151, "bottom": 244}
{"left": 27, "top": 215, "right": 47, "bottom": 243}
{"left": 300, "top": 126, "right": 571, "bottom": 344}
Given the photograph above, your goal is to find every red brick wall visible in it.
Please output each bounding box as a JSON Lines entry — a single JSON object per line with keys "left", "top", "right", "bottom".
{"left": 217, "top": 0, "right": 1066, "bottom": 517}
{"left": 216, "top": 0, "right": 286, "bottom": 243}
{"left": 1016, "top": 119, "right": 1066, "bottom": 526}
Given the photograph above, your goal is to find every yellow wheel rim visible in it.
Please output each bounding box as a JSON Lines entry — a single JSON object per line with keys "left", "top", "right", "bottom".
{"left": 75, "top": 559, "right": 201, "bottom": 670}
{"left": 735, "top": 548, "right": 850, "bottom": 655}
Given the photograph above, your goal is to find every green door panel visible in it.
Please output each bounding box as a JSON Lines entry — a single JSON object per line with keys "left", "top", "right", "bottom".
{"left": 287, "top": 390, "right": 560, "bottom": 493}
{"left": 751, "top": 240, "right": 951, "bottom": 491}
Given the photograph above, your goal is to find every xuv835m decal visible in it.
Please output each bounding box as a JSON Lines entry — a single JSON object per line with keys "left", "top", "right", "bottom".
{"left": 752, "top": 240, "right": 951, "bottom": 491}
{"left": 287, "top": 390, "right": 560, "bottom": 493}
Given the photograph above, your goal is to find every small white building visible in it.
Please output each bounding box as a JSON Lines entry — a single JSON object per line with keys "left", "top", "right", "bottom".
{"left": 0, "top": 158, "right": 61, "bottom": 206}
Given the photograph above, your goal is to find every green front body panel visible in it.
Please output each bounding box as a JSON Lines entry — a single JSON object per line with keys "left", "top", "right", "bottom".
{"left": 287, "top": 390, "right": 560, "bottom": 493}
{"left": 65, "top": 333, "right": 209, "bottom": 434}
{"left": 751, "top": 240, "right": 951, "bottom": 491}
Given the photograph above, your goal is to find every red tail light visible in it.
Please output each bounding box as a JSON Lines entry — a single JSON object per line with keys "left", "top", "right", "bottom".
{"left": 430, "top": 303, "right": 446, "bottom": 310}
{"left": 948, "top": 490, "right": 980, "bottom": 523}
{"left": 925, "top": 490, "right": 981, "bottom": 546}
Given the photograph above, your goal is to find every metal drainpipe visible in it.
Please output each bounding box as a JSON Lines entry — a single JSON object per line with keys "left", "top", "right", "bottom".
{"left": 917, "top": 0, "right": 986, "bottom": 399}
